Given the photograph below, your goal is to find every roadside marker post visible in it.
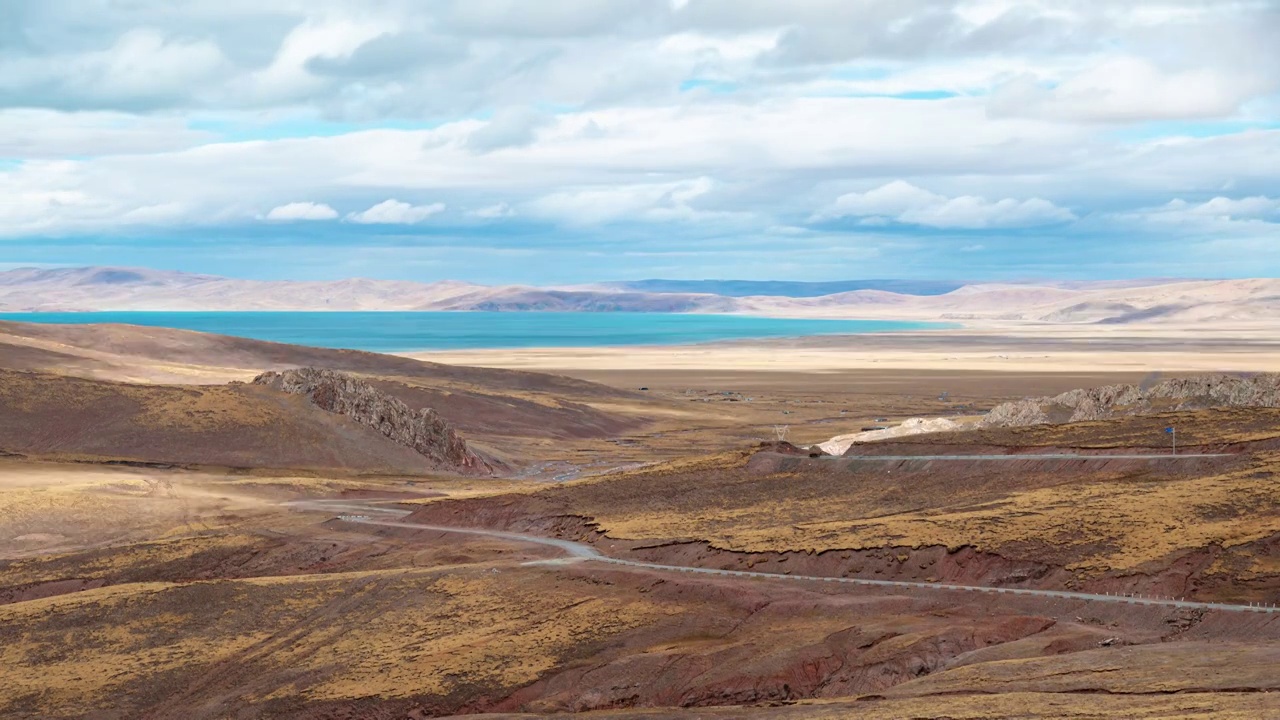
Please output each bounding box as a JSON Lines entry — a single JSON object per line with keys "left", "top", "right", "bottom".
{"left": 1165, "top": 426, "right": 1176, "bottom": 455}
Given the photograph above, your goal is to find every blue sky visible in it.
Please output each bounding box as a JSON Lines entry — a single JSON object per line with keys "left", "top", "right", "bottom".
{"left": 1, "top": 0, "right": 1278, "bottom": 284}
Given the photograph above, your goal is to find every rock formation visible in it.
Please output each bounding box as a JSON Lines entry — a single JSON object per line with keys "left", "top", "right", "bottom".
{"left": 252, "top": 367, "right": 494, "bottom": 475}
{"left": 983, "top": 373, "right": 1280, "bottom": 427}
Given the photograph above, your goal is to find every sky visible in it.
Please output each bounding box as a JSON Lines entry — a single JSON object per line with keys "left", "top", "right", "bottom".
{"left": 1, "top": 0, "right": 1278, "bottom": 284}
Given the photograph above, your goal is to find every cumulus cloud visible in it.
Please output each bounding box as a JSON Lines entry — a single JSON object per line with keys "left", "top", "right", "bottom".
{"left": 1125, "top": 195, "right": 1280, "bottom": 227}
{"left": 346, "top": 199, "right": 445, "bottom": 224}
{"left": 812, "top": 181, "right": 1076, "bottom": 229}
{"left": 1, "top": 2, "right": 1278, "bottom": 279}
{"left": 265, "top": 202, "right": 338, "bottom": 221}
{"left": 0, "top": 1, "right": 1271, "bottom": 121}
{"left": 523, "top": 177, "right": 721, "bottom": 225}
{"left": 1173, "top": 196, "right": 1280, "bottom": 220}
{"left": 466, "top": 107, "right": 552, "bottom": 153}
{"left": 470, "top": 202, "right": 514, "bottom": 218}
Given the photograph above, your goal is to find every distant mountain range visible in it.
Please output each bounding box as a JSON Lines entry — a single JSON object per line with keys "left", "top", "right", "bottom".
{"left": 0, "top": 267, "right": 1274, "bottom": 326}
{"left": 598, "top": 279, "right": 967, "bottom": 297}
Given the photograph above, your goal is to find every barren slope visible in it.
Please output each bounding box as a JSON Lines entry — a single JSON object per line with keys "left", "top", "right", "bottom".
{"left": 0, "top": 369, "right": 483, "bottom": 474}
{"left": 407, "top": 409, "right": 1280, "bottom": 604}
{"left": 5, "top": 506, "right": 1279, "bottom": 719}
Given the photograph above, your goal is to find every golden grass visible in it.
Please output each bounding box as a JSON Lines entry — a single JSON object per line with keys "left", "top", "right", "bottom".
{"left": 548, "top": 452, "right": 1280, "bottom": 574}
{"left": 131, "top": 385, "right": 282, "bottom": 430}
{"left": 0, "top": 566, "right": 670, "bottom": 717}
{"left": 291, "top": 571, "right": 670, "bottom": 701}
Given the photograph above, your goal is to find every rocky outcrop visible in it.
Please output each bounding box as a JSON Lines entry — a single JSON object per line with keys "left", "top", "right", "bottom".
{"left": 983, "top": 373, "right": 1280, "bottom": 427}
{"left": 252, "top": 368, "right": 494, "bottom": 475}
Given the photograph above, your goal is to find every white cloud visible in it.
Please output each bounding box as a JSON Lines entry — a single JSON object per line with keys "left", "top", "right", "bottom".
{"left": 346, "top": 199, "right": 446, "bottom": 224}
{"left": 1, "top": 1, "right": 1271, "bottom": 122}
{"left": 0, "top": 0, "right": 1276, "bottom": 285}
{"left": 0, "top": 28, "right": 228, "bottom": 111}
{"left": 1122, "top": 195, "right": 1280, "bottom": 229}
{"left": 523, "top": 177, "right": 722, "bottom": 225}
{"left": 1178, "top": 196, "right": 1280, "bottom": 220}
{"left": 812, "top": 180, "right": 1076, "bottom": 229}
{"left": 265, "top": 201, "right": 338, "bottom": 221}
{"left": 0, "top": 109, "right": 210, "bottom": 158}
{"left": 471, "top": 202, "right": 514, "bottom": 218}
{"left": 988, "top": 57, "right": 1272, "bottom": 122}
{"left": 466, "top": 107, "right": 552, "bottom": 153}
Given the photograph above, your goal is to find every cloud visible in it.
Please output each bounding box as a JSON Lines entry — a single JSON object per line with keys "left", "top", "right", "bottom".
{"left": 1122, "top": 195, "right": 1280, "bottom": 229}
{"left": 1, "top": 2, "right": 1278, "bottom": 280}
{"left": 304, "top": 32, "right": 467, "bottom": 78}
{"left": 0, "top": 2, "right": 1270, "bottom": 122}
{"left": 346, "top": 199, "right": 446, "bottom": 224}
{"left": 265, "top": 202, "right": 338, "bottom": 221}
{"left": 0, "top": 109, "right": 210, "bottom": 157}
{"left": 0, "top": 28, "right": 228, "bottom": 112}
{"left": 988, "top": 57, "right": 1273, "bottom": 123}
{"left": 812, "top": 181, "right": 1076, "bottom": 229}
{"left": 466, "top": 107, "right": 552, "bottom": 153}
{"left": 1175, "top": 196, "right": 1280, "bottom": 220}
{"left": 471, "top": 202, "right": 514, "bottom": 218}
{"left": 523, "top": 177, "right": 721, "bottom": 225}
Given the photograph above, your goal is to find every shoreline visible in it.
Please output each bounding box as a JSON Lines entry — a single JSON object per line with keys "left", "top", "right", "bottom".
{"left": 3, "top": 311, "right": 1278, "bottom": 375}
{"left": 404, "top": 324, "right": 1280, "bottom": 373}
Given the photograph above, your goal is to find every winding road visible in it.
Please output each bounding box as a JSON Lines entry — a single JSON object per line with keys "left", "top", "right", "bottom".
{"left": 288, "top": 496, "right": 1280, "bottom": 617}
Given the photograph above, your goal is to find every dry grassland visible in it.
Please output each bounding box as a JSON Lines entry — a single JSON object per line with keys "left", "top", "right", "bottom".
{"left": 0, "top": 566, "right": 668, "bottom": 719}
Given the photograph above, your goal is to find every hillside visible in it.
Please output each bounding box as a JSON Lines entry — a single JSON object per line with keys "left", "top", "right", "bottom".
{"left": 3, "top": 267, "right": 1276, "bottom": 325}
{"left": 2, "top": 349, "right": 1278, "bottom": 717}
{"left": 983, "top": 373, "right": 1280, "bottom": 427}
{"left": 598, "top": 278, "right": 967, "bottom": 297}
{"left": 0, "top": 369, "right": 459, "bottom": 474}
{"left": 0, "top": 267, "right": 732, "bottom": 314}
{"left": 0, "top": 318, "right": 647, "bottom": 393}
{"left": 0, "top": 322, "right": 665, "bottom": 474}
{"left": 252, "top": 368, "right": 495, "bottom": 475}
{"left": 407, "top": 407, "right": 1280, "bottom": 604}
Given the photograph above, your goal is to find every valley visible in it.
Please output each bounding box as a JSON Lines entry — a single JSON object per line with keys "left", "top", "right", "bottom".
{"left": 0, "top": 320, "right": 1278, "bottom": 718}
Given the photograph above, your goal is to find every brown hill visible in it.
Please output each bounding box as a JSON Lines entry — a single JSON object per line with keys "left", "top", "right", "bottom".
{"left": 0, "top": 369, "right": 484, "bottom": 475}
{"left": 0, "top": 318, "right": 636, "bottom": 394}
{"left": 0, "top": 321, "right": 668, "bottom": 476}
{"left": 407, "top": 407, "right": 1280, "bottom": 604}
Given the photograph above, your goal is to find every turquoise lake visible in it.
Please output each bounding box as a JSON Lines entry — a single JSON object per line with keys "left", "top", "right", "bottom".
{"left": 0, "top": 312, "right": 942, "bottom": 352}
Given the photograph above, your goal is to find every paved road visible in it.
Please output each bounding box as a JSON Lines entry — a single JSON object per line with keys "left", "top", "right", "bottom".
{"left": 288, "top": 499, "right": 1279, "bottom": 616}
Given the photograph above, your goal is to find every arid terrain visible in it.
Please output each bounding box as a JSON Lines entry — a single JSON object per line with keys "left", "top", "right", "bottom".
{"left": 4, "top": 266, "right": 1280, "bottom": 327}
{"left": 2, "top": 320, "right": 1279, "bottom": 719}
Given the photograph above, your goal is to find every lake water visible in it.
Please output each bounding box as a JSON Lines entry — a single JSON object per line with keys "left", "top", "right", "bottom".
{"left": 0, "top": 311, "right": 943, "bottom": 352}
